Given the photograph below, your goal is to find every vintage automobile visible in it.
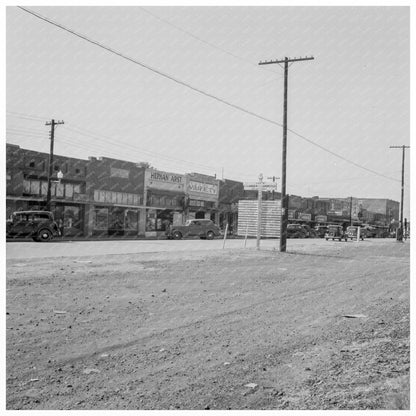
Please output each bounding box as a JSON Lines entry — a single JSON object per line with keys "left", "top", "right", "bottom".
{"left": 325, "top": 225, "right": 348, "bottom": 242}
{"left": 166, "top": 219, "right": 221, "bottom": 240}
{"left": 6, "top": 210, "right": 61, "bottom": 242}
{"left": 314, "top": 225, "right": 329, "bottom": 238}
{"left": 287, "top": 224, "right": 308, "bottom": 238}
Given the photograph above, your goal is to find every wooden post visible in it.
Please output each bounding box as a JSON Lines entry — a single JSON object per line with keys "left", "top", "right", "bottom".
{"left": 222, "top": 223, "right": 229, "bottom": 249}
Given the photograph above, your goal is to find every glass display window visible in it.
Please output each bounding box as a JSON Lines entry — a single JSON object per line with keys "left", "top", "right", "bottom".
{"left": 93, "top": 208, "right": 109, "bottom": 230}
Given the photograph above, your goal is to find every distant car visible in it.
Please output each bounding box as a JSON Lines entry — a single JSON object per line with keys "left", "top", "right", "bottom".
{"left": 6, "top": 210, "right": 61, "bottom": 242}
{"left": 166, "top": 219, "right": 221, "bottom": 240}
{"left": 360, "top": 224, "right": 376, "bottom": 238}
{"left": 314, "top": 225, "right": 328, "bottom": 238}
{"left": 301, "top": 224, "right": 317, "bottom": 238}
{"left": 287, "top": 224, "right": 307, "bottom": 238}
{"left": 325, "top": 225, "right": 348, "bottom": 242}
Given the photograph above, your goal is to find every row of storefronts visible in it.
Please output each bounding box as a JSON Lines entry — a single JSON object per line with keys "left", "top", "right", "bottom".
{"left": 6, "top": 143, "right": 400, "bottom": 238}
{"left": 6, "top": 144, "right": 238, "bottom": 238}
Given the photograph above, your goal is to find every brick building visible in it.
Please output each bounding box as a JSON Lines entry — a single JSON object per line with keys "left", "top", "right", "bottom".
{"left": 6, "top": 143, "right": 401, "bottom": 238}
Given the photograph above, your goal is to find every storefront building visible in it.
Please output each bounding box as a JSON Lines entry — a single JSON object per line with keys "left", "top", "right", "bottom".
{"left": 185, "top": 173, "right": 220, "bottom": 223}
{"left": 6, "top": 144, "right": 89, "bottom": 237}
{"left": 86, "top": 157, "right": 147, "bottom": 237}
{"left": 144, "top": 168, "right": 186, "bottom": 237}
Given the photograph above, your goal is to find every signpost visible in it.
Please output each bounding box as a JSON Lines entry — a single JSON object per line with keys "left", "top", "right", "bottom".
{"left": 244, "top": 175, "right": 278, "bottom": 250}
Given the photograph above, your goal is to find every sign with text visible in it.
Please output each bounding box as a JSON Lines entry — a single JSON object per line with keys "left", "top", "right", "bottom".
{"left": 244, "top": 182, "right": 277, "bottom": 191}
{"left": 188, "top": 181, "right": 218, "bottom": 196}
{"left": 145, "top": 169, "right": 185, "bottom": 192}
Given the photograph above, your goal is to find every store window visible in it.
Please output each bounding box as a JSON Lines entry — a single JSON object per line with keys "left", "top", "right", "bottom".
{"left": 41, "top": 181, "right": 48, "bottom": 195}
{"left": 63, "top": 206, "right": 81, "bottom": 233}
{"left": 125, "top": 210, "right": 139, "bottom": 231}
{"left": 65, "top": 184, "right": 74, "bottom": 198}
{"left": 93, "top": 189, "right": 141, "bottom": 206}
{"left": 109, "top": 207, "right": 124, "bottom": 231}
{"left": 93, "top": 208, "right": 109, "bottom": 230}
{"left": 146, "top": 209, "right": 174, "bottom": 231}
{"left": 146, "top": 209, "right": 157, "bottom": 231}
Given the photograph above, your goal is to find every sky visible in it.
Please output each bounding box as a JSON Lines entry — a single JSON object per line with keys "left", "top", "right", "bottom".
{"left": 4, "top": 3, "right": 412, "bottom": 218}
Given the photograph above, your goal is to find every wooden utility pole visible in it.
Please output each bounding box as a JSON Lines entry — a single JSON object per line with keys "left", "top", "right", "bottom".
{"left": 389, "top": 145, "right": 410, "bottom": 241}
{"left": 45, "top": 119, "right": 64, "bottom": 211}
{"left": 258, "top": 56, "right": 314, "bottom": 252}
{"left": 257, "top": 173, "right": 263, "bottom": 250}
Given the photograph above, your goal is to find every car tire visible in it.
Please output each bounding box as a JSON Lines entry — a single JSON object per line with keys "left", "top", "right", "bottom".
{"left": 32, "top": 237, "right": 40, "bottom": 242}
{"left": 38, "top": 229, "right": 52, "bottom": 242}
{"left": 206, "top": 231, "right": 215, "bottom": 240}
{"left": 172, "top": 231, "right": 182, "bottom": 240}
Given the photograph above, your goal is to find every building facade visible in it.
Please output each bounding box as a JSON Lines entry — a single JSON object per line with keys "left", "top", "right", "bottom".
{"left": 144, "top": 168, "right": 186, "bottom": 237}
{"left": 86, "top": 156, "right": 147, "bottom": 237}
{"left": 185, "top": 173, "right": 220, "bottom": 222}
{"left": 6, "top": 143, "right": 401, "bottom": 238}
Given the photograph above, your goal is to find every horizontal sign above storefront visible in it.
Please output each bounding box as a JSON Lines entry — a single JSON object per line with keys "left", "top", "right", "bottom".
{"left": 188, "top": 181, "right": 218, "bottom": 196}
{"left": 145, "top": 169, "right": 185, "bottom": 192}
{"left": 315, "top": 215, "right": 328, "bottom": 223}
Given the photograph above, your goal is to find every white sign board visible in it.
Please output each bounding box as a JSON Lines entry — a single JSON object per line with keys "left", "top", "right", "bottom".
{"left": 244, "top": 182, "right": 277, "bottom": 191}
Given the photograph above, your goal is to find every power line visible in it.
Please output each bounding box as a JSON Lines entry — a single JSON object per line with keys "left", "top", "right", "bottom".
{"left": 139, "top": 7, "right": 283, "bottom": 74}
{"left": 61, "top": 124, "right": 219, "bottom": 171}
{"left": 15, "top": 7, "right": 402, "bottom": 185}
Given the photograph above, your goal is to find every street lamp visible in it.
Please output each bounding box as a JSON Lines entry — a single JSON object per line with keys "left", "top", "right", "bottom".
{"left": 46, "top": 170, "right": 63, "bottom": 211}
{"left": 56, "top": 170, "right": 64, "bottom": 184}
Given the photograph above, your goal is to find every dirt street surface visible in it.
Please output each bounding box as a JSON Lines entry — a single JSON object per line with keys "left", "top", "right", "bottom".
{"left": 6, "top": 239, "right": 410, "bottom": 410}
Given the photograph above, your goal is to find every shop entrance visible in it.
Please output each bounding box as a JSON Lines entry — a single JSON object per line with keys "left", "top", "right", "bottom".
{"left": 195, "top": 211, "right": 205, "bottom": 219}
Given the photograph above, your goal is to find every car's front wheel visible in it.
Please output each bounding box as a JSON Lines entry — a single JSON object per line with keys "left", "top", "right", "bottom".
{"left": 172, "top": 231, "right": 182, "bottom": 240}
{"left": 37, "top": 229, "right": 52, "bottom": 242}
{"left": 206, "top": 231, "right": 215, "bottom": 240}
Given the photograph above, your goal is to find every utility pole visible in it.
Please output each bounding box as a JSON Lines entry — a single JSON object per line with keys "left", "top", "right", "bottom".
{"left": 257, "top": 173, "right": 263, "bottom": 250}
{"left": 45, "top": 119, "right": 64, "bottom": 211}
{"left": 389, "top": 145, "right": 409, "bottom": 241}
{"left": 259, "top": 56, "right": 314, "bottom": 252}
{"left": 349, "top": 196, "right": 353, "bottom": 226}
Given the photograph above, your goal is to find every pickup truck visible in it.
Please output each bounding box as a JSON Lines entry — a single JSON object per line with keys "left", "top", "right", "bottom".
{"left": 166, "top": 219, "right": 221, "bottom": 240}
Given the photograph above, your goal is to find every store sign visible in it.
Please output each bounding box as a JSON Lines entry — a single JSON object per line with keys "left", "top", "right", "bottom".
{"left": 110, "top": 167, "right": 129, "bottom": 179}
{"left": 315, "top": 215, "right": 327, "bottom": 223}
{"left": 189, "top": 181, "right": 218, "bottom": 195}
{"left": 150, "top": 170, "right": 183, "bottom": 184}
{"left": 146, "top": 169, "right": 185, "bottom": 191}
{"left": 299, "top": 213, "right": 312, "bottom": 221}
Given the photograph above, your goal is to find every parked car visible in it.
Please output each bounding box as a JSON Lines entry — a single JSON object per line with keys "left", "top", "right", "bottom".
{"left": 301, "top": 224, "right": 317, "bottom": 238}
{"left": 314, "top": 225, "right": 329, "bottom": 238}
{"left": 325, "top": 225, "right": 348, "bottom": 241}
{"left": 360, "top": 224, "right": 377, "bottom": 238}
{"left": 166, "top": 219, "right": 221, "bottom": 240}
{"left": 6, "top": 210, "right": 61, "bottom": 242}
{"left": 287, "top": 224, "right": 307, "bottom": 238}
{"left": 346, "top": 225, "right": 365, "bottom": 240}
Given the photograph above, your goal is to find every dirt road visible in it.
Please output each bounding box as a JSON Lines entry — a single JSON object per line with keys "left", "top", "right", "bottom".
{"left": 6, "top": 239, "right": 410, "bottom": 410}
